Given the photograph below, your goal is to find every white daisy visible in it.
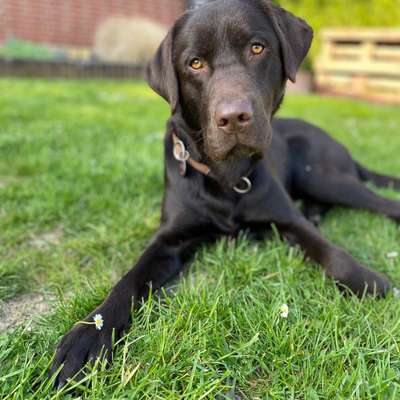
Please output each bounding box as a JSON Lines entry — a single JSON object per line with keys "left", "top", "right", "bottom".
{"left": 280, "top": 303, "right": 289, "bottom": 318}
{"left": 93, "top": 314, "right": 104, "bottom": 331}
{"left": 387, "top": 251, "right": 399, "bottom": 259}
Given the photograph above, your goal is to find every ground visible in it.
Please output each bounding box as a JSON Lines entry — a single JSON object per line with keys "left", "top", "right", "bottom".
{"left": 0, "top": 79, "right": 399, "bottom": 399}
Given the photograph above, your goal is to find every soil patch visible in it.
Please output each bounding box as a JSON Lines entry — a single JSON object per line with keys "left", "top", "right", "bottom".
{"left": 0, "top": 293, "right": 56, "bottom": 333}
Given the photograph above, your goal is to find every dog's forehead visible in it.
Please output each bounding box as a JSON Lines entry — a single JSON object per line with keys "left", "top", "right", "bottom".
{"left": 176, "top": 0, "right": 276, "bottom": 56}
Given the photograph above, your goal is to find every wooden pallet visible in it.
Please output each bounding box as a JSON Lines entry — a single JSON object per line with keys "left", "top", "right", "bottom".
{"left": 315, "top": 29, "right": 400, "bottom": 104}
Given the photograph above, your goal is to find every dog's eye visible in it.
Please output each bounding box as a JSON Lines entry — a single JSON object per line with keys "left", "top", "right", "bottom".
{"left": 251, "top": 44, "right": 265, "bottom": 55}
{"left": 189, "top": 58, "right": 204, "bottom": 70}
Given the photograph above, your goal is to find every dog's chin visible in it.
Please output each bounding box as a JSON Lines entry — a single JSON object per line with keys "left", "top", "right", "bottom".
{"left": 208, "top": 151, "right": 262, "bottom": 189}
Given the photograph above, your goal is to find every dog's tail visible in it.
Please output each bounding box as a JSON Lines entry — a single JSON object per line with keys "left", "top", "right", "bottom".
{"left": 356, "top": 161, "right": 400, "bottom": 191}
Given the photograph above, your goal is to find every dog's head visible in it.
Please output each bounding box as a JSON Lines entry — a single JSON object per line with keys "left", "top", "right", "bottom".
{"left": 147, "top": 0, "right": 313, "bottom": 188}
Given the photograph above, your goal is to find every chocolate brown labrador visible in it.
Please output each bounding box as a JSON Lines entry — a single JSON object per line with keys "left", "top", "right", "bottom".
{"left": 51, "top": 0, "right": 400, "bottom": 387}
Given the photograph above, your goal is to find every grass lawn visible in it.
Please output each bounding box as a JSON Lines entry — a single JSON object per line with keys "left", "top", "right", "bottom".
{"left": 0, "top": 78, "right": 400, "bottom": 399}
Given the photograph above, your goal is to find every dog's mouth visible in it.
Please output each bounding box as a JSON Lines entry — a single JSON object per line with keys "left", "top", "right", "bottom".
{"left": 204, "top": 128, "right": 270, "bottom": 159}
{"left": 198, "top": 108, "right": 272, "bottom": 189}
{"left": 206, "top": 145, "right": 263, "bottom": 189}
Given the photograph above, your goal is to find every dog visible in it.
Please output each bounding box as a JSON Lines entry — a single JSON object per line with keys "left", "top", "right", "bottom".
{"left": 51, "top": 0, "right": 400, "bottom": 386}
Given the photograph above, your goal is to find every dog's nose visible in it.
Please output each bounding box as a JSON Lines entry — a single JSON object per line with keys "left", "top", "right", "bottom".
{"left": 215, "top": 100, "right": 253, "bottom": 133}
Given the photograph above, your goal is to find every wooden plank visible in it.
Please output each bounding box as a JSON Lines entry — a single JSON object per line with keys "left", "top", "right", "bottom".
{"left": 373, "top": 47, "right": 400, "bottom": 61}
{"left": 316, "top": 88, "right": 400, "bottom": 104}
{"left": 316, "top": 74, "right": 352, "bottom": 89}
{"left": 315, "top": 83, "right": 400, "bottom": 104}
{"left": 366, "top": 78, "right": 400, "bottom": 92}
{"left": 317, "top": 74, "right": 400, "bottom": 92}
{"left": 330, "top": 45, "right": 363, "bottom": 58}
{"left": 321, "top": 29, "right": 400, "bottom": 43}
{"left": 315, "top": 60, "right": 400, "bottom": 77}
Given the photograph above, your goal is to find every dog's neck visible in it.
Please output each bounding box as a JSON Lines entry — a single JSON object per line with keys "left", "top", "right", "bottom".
{"left": 167, "top": 115, "right": 254, "bottom": 194}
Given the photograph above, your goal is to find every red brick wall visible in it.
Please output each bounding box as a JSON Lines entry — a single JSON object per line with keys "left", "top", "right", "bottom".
{"left": 0, "top": 0, "right": 186, "bottom": 47}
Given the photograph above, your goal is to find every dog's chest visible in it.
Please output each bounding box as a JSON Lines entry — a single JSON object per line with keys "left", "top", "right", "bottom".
{"left": 198, "top": 193, "right": 242, "bottom": 234}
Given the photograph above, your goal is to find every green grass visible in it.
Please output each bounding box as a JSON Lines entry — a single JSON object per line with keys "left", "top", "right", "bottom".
{"left": 0, "top": 79, "right": 400, "bottom": 399}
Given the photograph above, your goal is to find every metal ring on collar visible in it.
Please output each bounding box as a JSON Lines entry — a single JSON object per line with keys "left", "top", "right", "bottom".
{"left": 234, "top": 177, "right": 252, "bottom": 194}
{"left": 173, "top": 139, "right": 190, "bottom": 162}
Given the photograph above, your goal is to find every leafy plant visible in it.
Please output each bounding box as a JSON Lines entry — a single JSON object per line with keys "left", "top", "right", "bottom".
{"left": 277, "top": 0, "right": 400, "bottom": 66}
{"left": 0, "top": 38, "right": 54, "bottom": 61}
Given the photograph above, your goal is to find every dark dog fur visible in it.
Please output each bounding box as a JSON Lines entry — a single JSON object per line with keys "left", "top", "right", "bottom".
{"left": 51, "top": 0, "right": 400, "bottom": 387}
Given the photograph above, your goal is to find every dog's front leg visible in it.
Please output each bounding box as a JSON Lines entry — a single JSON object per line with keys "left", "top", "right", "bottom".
{"left": 50, "top": 227, "right": 202, "bottom": 388}
{"left": 244, "top": 179, "right": 391, "bottom": 298}
{"left": 277, "top": 216, "right": 391, "bottom": 297}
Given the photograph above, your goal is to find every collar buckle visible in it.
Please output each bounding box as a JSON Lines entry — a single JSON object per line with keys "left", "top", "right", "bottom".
{"left": 173, "top": 138, "right": 190, "bottom": 176}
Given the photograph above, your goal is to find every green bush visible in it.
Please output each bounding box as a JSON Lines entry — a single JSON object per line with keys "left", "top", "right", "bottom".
{"left": 0, "top": 39, "right": 54, "bottom": 61}
{"left": 277, "top": 0, "right": 400, "bottom": 66}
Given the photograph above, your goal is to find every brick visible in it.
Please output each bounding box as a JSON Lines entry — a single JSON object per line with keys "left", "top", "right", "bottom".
{"left": 1, "top": 0, "right": 185, "bottom": 46}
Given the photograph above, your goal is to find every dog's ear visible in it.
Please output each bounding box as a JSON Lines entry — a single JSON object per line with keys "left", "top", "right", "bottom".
{"left": 146, "top": 28, "right": 179, "bottom": 112}
{"left": 267, "top": 3, "right": 313, "bottom": 83}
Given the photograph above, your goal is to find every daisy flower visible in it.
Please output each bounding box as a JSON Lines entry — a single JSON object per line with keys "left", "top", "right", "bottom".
{"left": 387, "top": 251, "right": 399, "bottom": 259}
{"left": 93, "top": 314, "right": 104, "bottom": 331}
{"left": 280, "top": 303, "right": 289, "bottom": 318}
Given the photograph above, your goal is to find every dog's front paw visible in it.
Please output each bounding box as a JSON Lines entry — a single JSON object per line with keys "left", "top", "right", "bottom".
{"left": 326, "top": 248, "right": 391, "bottom": 297}
{"left": 50, "top": 309, "right": 129, "bottom": 388}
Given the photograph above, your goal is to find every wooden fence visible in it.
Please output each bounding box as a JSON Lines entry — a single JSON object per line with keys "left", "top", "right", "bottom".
{"left": 315, "top": 29, "right": 400, "bottom": 104}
